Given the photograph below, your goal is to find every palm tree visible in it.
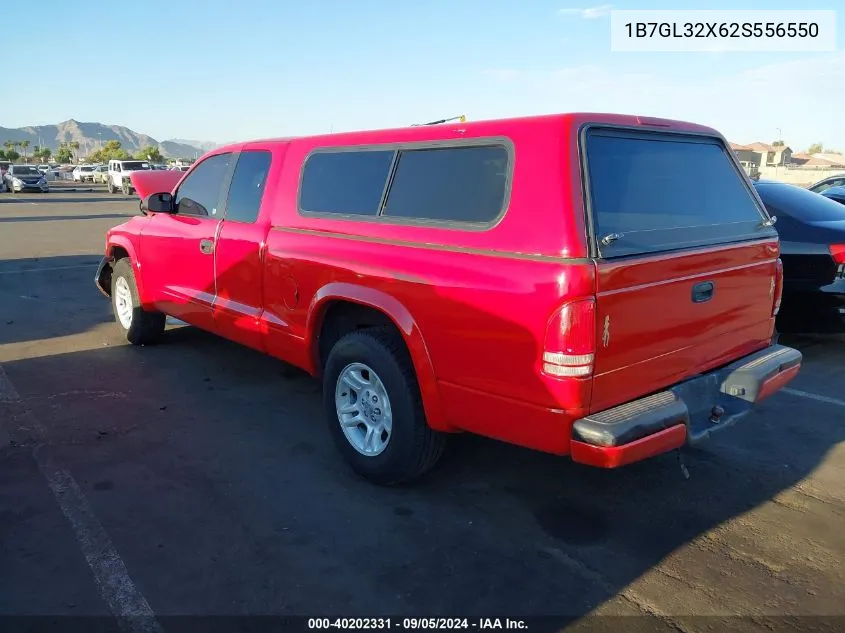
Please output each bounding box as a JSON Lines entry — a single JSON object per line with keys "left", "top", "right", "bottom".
{"left": 20, "top": 140, "right": 30, "bottom": 163}
{"left": 69, "top": 140, "right": 80, "bottom": 162}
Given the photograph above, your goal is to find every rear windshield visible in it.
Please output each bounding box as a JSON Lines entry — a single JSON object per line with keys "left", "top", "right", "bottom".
{"left": 755, "top": 181, "right": 845, "bottom": 222}
{"left": 584, "top": 129, "right": 774, "bottom": 258}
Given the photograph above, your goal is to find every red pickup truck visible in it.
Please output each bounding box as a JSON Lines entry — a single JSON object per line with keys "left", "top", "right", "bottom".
{"left": 95, "top": 112, "right": 802, "bottom": 485}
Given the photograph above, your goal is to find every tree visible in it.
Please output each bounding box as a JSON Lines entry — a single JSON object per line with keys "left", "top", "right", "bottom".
{"left": 134, "top": 145, "right": 163, "bottom": 163}
{"left": 69, "top": 140, "right": 80, "bottom": 162}
{"left": 807, "top": 142, "right": 824, "bottom": 154}
{"left": 771, "top": 140, "right": 784, "bottom": 147}
{"left": 20, "top": 140, "right": 30, "bottom": 163}
{"left": 5, "top": 150, "right": 20, "bottom": 162}
{"left": 88, "top": 140, "right": 131, "bottom": 163}
{"left": 32, "top": 146, "right": 52, "bottom": 163}
{"left": 55, "top": 143, "right": 74, "bottom": 164}
{"left": 0, "top": 149, "right": 5, "bottom": 160}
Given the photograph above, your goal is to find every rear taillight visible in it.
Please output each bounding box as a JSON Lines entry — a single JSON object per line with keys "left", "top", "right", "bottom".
{"left": 830, "top": 245, "right": 845, "bottom": 265}
{"left": 772, "top": 258, "right": 784, "bottom": 317}
{"left": 542, "top": 298, "right": 596, "bottom": 378}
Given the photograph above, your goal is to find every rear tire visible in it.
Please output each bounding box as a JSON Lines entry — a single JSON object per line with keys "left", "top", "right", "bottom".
{"left": 107, "top": 179, "right": 116, "bottom": 194}
{"left": 322, "top": 327, "right": 446, "bottom": 485}
{"left": 110, "top": 258, "right": 166, "bottom": 345}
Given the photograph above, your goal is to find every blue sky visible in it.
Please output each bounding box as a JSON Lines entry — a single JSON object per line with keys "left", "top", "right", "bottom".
{"left": 3, "top": 0, "right": 842, "bottom": 150}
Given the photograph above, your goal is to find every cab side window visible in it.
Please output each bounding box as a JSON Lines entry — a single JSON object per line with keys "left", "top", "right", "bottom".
{"left": 223, "top": 150, "right": 272, "bottom": 224}
{"left": 174, "top": 153, "right": 233, "bottom": 217}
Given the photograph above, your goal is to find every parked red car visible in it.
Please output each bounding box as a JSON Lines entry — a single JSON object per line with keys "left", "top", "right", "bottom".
{"left": 95, "top": 112, "right": 802, "bottom": 485}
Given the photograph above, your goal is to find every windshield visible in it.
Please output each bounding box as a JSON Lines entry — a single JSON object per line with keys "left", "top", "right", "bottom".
{"left": 81, "top": 166, "right": 94, "bottom": 171}
{"left": 121, "top": 162, "right": 151, "bottom": 171}
{"left": 12, "top": 166, "right": 40, "bottom": 175}
{"left": 810, "top": 177, "right": 845, "bottom": 193}
{"left": 755, "top": 182, "right": 845, "bottom": 222}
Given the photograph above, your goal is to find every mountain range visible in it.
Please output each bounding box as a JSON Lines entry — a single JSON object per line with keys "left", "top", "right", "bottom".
{"left": 0, "top": 120, "right": 218, "bottom": 159}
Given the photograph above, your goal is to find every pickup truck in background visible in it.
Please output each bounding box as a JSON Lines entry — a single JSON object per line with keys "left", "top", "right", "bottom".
{"left": 95, "top": 112, "right": 802, "bottom": 485}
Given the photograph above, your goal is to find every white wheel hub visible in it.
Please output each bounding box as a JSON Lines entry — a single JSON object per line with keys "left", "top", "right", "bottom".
{"left": 335, "top": 362, "right": 393, "bottom": 456}
{"left": 114, "top": 276, "right": 134, "bottom": 329}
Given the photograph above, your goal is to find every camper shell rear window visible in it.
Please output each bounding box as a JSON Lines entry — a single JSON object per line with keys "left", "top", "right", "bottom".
{"left": 582, "top": 128, "right": 775, "bottom": 258}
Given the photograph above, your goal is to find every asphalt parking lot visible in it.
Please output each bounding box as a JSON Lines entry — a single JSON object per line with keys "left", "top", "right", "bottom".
{"left": 1, "top": 185, "right": 844, "bottom": 633}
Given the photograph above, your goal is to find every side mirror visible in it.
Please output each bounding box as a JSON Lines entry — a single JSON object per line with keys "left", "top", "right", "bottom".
{"left": 141, "top": 192, "right": 175, "bottom": 215}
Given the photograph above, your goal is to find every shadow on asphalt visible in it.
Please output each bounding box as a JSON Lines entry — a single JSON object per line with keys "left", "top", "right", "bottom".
{"left": 3, "top": 323, "right": 844, "bottom": 623}
{"left": 0, "top": 255, "right": 112, "bottom": 345}
{"left": 0, "top": 197, "right": 135, "bottom": 205}
{"left": 2, "top": 254, "right": 844, "bottom": 625}
{"left": 0, "top": 214, "right": 133, "bottom": 223}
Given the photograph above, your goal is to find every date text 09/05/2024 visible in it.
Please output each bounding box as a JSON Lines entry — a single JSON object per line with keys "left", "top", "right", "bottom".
{"left": 307, "top": 618, "right": 528, "bottom": 630}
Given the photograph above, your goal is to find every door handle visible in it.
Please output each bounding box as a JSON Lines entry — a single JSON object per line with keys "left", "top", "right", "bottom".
{"left": 691, "top": 281, "right": 714, "bottom": 303}
{"left": 199, "top": 239, "right": 214, "bottom": 255}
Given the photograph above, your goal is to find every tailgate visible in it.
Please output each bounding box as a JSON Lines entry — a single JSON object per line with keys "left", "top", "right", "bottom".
{"left": 582, "top": 126, "right": 779, "bottom": 413}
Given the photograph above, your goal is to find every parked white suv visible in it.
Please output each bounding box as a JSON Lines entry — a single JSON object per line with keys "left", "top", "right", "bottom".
{"left": 107, "top": 159, "right": 152, "bottom": 195}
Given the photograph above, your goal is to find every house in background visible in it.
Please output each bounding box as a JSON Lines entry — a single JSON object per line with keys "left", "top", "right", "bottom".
{"left": 730, "top": 143, "right": 761, "bottom": 178}
{"left": 731, "top": 141, "right": 845, "bottom": 186}
{"left": 790, "top": 152, "right": 845, "bottom": 168}
{"left": 747, "top": 142, "right": 793, "bottom": 167}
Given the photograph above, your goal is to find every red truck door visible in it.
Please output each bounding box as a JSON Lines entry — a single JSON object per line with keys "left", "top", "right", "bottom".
{"left": 211, "top": 149, "right": 274, "bottom": 352}
{"left": 139, "top": 152, "right": 235, "bottom": 331}
{"left": 582, "top": 127, "right": 780, "bottom": 413}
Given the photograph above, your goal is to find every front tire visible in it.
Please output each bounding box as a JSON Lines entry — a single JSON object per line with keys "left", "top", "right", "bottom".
{"left": 121, "top": 181, "right": 130, "bottom": 195}
{"left": 322, "top": 327, "right": 446, "bottom": 485}
{"left": 110, "top": 258, "right": 166, "bottom": 345}
{"left": 107, "top": 179, "right": 116, "bottom": 194}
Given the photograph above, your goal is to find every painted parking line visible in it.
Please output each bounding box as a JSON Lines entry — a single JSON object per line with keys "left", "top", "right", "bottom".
{"left": 781, "top": 387, "right": 845, "bottom": 408}
{"left": 0, "top": 366, "right": 165, "bottom": 633}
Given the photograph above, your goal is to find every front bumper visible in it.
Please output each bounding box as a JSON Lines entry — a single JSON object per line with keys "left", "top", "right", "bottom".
{"left": 94, "top": 256, "right": 113, "bottom": 297}
{"left": 570, "top": 344, "right": 802, "bottom": 468}
{"left": 11, "top": 182, "right": 48, "bottom": 192}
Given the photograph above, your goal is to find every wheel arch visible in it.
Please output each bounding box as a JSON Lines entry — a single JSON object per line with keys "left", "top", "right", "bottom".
{"left": 306, "top": 282, "right": 452, "bottom": 432}
{"left": 103, "top": 238, "right": 148, "bottom": 304}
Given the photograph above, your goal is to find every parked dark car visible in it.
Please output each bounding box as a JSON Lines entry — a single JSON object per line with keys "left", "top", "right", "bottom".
{"left": 753, "top": 180, "right": 845, "bottom": 332}
{"left": 808, "top": 174, "right": 845, "bottom": 194}
{"left": 821, "top": 185, "right": 845, "bottom": 206}
{"left": 3, "top": 164, "right": 50, "bottom": 193}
